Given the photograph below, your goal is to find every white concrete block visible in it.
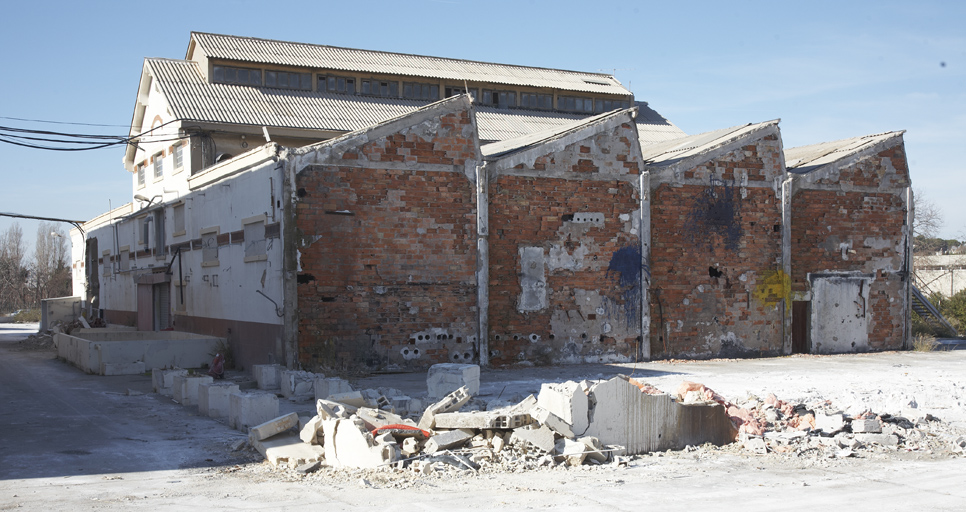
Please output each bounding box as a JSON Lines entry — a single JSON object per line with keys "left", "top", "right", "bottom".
{"left": 249, "top": 412, "right": 300, "bottom": 443}
{"left": 424, "top": 430, "right": 472, "bottom": 454}
{"left": 250, "top": 432, "right": 325, "bottom": 469}
{"left": 253, "top": 364, "right": 283, "bottom": 390}
{"left": 851, "top": 418, "right": 882, "bottom": 433}
{"left": 152, "top": 368, "right": 187, "bottom": 396}
{"left": 537, "top": 381, "right": 589, "bottom": 434}
{"left": 427, "top": 363, "right": 480, "bottom": 399}
{"left": 229, "top": 391, "right": 280, "bottom": 431}
{"left": 314, "top": 376, "right": 352, "bottom": 401}
{"left": 199, "top": 381, "right": 240, "bottom": 418}
{"left": 322, "top": 418, "right": 393, "bottom": 469}
{"left": 300, "top": 415, "right": 323, "bottom": 445}
{"left": 101, "top": 361, "right": 145, "bottom": 376}
{"left": 172, "top": 375, "right": 213, "bottom": 406}
{"left": 281, "top": 370, "right": 316, "bottom": 400}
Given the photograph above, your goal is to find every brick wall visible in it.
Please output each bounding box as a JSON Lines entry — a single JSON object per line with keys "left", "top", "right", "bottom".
{"left": 648, "top": 134, "right": 786, "bottom": 358}
{"left": 791, "top": 144, "right": 910, "bottom": 350}
{"left": 486, "top": 120, "right": 643, "bottom": 365}
{"left": 295, "top": 102, "right": 481, "bottom": 371}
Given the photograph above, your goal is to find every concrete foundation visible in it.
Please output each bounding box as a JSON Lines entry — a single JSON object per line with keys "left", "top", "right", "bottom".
{"left": 55, "top": 330, "right": 223, "bottom": 375}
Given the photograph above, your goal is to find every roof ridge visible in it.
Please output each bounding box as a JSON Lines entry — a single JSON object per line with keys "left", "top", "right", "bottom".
{"left": 190, "top": 31, "right": 622, "bottom": 80}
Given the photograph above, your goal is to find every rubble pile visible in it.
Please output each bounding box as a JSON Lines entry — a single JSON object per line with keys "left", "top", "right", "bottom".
{"left": 15, "top": 332, "right": 54, "bottom": 351}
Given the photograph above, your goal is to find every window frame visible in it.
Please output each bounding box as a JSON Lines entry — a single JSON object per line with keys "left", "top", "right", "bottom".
{"left": 242, "top": 214, "right": 268, "bottom": 263}
{"left": 172, "top": 202, "right": 186, "bottom": 237}
{"left": 172, "top": 143, "right": 184, "bottom": 173}
{"left": 212, "top": 65, "right": 262, "bottom": 86}
{"left": 200, "top": 226, "right": 220, "bottom": 268}
{"left": 319, "top": 74, "right": 356, "bottom": 95}
{"left": 265, "top": 69, "right": 312, "bottom": 91}
{"left": 153, "top": 151, "right": 164, "bottom": 180}
{"left": 403, "top": 81, "right": 440, "bottom": 101}
{"left": 136, "top": 162, "right": 146, "bottom": 188}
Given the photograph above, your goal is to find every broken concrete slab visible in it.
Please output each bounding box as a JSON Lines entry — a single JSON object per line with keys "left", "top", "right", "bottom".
{"left": 250, "top": 431, "right": 325, "bottom": 469}
{"left": 815, "top": 412, "right": 846, "bottom": 433}
{"left": 583, "top": 376, "right": 737, "bottom": 455}
{"left": 280, "top": 370, "right": 315, "bottom": 400}
{"left": 554, "top": 438, "right": 588, "bottom": 466}
{"left": 327, "top": 390, "right": 367, "bottom": 408}
{"left": 198, "top": 381, "right": 240, "bottom": 418}
{"left": 401, "top": 437, "right": 420, "bottom": 456}
{"left": 427, "top": 363, "right": 480, "bottom": 398}
{"left": 509, "top": 424, "right": 556, "bottom": 453}
{"left": 424, "top": 430, "right": 473, "bottom": 454}
{"left": 322, "top": 418, "right": 396, "bottom": 469}
{"left": 314, "top": 376, "right": 352, "bottom": 401}
{"left": 418, "top": 386, "right": 471, "bottom": 430}
{"left": 531, "top": 405, "right": 575, "bottom": 438}
{"left": 229, "top": 391, "right": 280, "bottom": 431}
{"left": 316, "top": 398, "right": 352, "bottom": 419}
{"left": 252, "top": 364, "right": 283, "bottom": 390}
{"left": 152, "top": 368, "right": 187, "bottom": 397}
{"left": 355, "top": 407, "right": 409, "bottom": 431}
{"left": 537, "top": 381, "right": 589, "bottom": 435}
{"left": 433, "top": 410, "right": 533, "bottom": 430}
{"left": 249, "top": 412, "right": 300, "bottom": 443}
{"left": 172, "top": 374, "right": 213, "bottom": 406}
{"left": 854, "top": 433, "right": 899, "bottom": 447}
{"left": 300, "top": 415, "right": 323, "bottom": 445}
{"left": 578, "top": 436, "right": 607, "bottom": 463}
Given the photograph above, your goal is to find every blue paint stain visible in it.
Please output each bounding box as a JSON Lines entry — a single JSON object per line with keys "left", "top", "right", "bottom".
{"left": 685, "top": 176, "right": 743, "bottom": 251}
{"left": 607, "top": 246, "right": 642, "bottom": 325}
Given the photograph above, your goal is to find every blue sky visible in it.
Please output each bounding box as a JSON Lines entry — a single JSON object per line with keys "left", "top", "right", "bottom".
{"left": 1, "top": 0, "right": 964, "bottom": 258}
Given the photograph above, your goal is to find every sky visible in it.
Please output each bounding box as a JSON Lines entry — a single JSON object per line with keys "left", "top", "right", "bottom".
{"left": 1, "top": 0, "right": 964, "bottom": 260}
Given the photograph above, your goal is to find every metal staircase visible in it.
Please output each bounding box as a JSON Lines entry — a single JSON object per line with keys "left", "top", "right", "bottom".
{"left": 911, "top": 285, "right": 958, "bottom": 336}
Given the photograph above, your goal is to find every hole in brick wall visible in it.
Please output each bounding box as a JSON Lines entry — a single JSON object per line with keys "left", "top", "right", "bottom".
{"left": 463, "top": 352, "right": 472, "bottom": 360}
{"left": 773, "top": 224, "right": 781, "bottom": 232}
{"left": 494, "top": 334, "right": 501, "bottom": 341}
{"left": 409, "top": 339, "right": 416, "bottom": 344}
{"left": 320, "top": 297, "right": 335, "bottom": 302}
{"left": 708, "top": 266, "right": 723, "bottom": 278}
{"left": 549, "top": 334, "right": 555, "bottom": 340}
{"left": 562, "top": 214, "right": 574, "bottom": 222}
{"left": 437, "top": 334, "right": 442, "bottom": 340}
{"left": 581, "top": 333, "right": 587, "bottom": 339}
{"left": 297, "top": 188, "right": 307, "bottom": 197}
{"left": 402, "top": 348, "right": 410, "bottom": 355}
{"left": 456, "top": 337, "right": 463, "bottom": 342}
{"left": 413, "top": 348, "right": 420, "bottom": 356}
{"left": 448, "top": 334, "right": 454, "bottom": 340}
{"left": 587, "top": 314, "right": 597, "bottom": 320}
{"left": 513, "top": 335, "right": 520, "bottom": 340}
{"left": 452, "top": 353, "right": 461, "bottom": 361}
{"left": 297, "top": 273, "right": 315, "bottom": 284}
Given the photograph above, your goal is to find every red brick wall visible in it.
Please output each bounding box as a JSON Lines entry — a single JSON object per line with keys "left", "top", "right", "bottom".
{"left": 295, "top": 106, "right": 480, "bottom": 371}
{"left": 487, "top": 121, "right": 643, "bottom": 365}
{"left": 791, "top": 145, "right": 910, "bottom": 350}
{"left": 648, "top": 134, "right": 785, "bottom": 359}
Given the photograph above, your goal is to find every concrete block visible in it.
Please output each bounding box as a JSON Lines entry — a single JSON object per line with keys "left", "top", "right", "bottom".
{"left": 314, "top": 376, "right": 352, "bottom": 401}
{"left": 229, "top": 391, "right": 280, "bottom": 431}
{"left": 355, "top": 407, "right": 409, "bottom": 431}
{"left": 434, "top": 411, "right": 533, "bottom": 430}
{"left": 280, "top": 370, "right": 316, "bottom": 400}
{"left": 427, "top": 363, "right": 480, "bottom": 398}
{"left": 100, "top": 361, "right": 145, "bottom": 376}
{"left": 250, "top": 431, "right": 325, "bottom": 469}
{"left": 815, "top": 412, "right": 846, "bottom": 433}
{"left": 317, "top": 398, "right": 352, "bottom": 419}
{"left": 537, "top": 381, "right": 589, "bottom": 435}
{"left": 172, "top": 375, "right": 213, "bottom": 406}
{"left": 249, "top": 412, "right": 300, "bottom": 443}
{"left": 509, "top": 424, "right": 556, "bottom": 453}
{"left": 401, "top": 437, "right": 420, "bottom": 456}
{"left": 554, "top": 438, "right": 587, "bottom": 466}
{"left": 418, "top": 386, "right": 471, "bottom": 430}
{"left": 198, "top": 381, "right": 240, "bottom": 418}
{"left": 300, "top": 415, "right": 323, "bottom": 445}
{"left": 510, "top": 394, "right": 538, "bottom": 415}
{"left": 152, "top": 368, "right": 187, "bottom": 396}
{"left": 322, "top": 418, "right": 394, "bottom": 468}
{"left": 424, "top": 430, "right": 472, "bottom": 454}
{"left": 851, "top": 418, "right": 882, "bottom": 433}
{"left": 531, "top": 406, "right": 575, "bottom": 438}
{"left": 327, "top": 390, "right": 366, "bottom": 407}
{"left": 578, "top": 436, "right": 607, "bottom": 463}
{"left": 253, "top": 364, "right": 283, "bottom": 390}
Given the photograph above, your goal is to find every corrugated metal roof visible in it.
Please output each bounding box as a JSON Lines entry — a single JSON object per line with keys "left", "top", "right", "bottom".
{"left": 481, "top": 111, "right": 617, "bottom": 159}
{"left": 146, "top": 58, "right": 685, "bottom": 144}
{"left": 191, "top": 32, "right": 631, "bottom": 96}
{"left": 784, "top": 131, "right": 904, "bottom": 174}
{"left": 640, "top": 121, "right": 779, "bottom": 166}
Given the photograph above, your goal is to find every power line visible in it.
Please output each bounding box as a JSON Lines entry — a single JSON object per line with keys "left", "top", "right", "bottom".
{"left": 0, "top": 115, "right": 131, "bottom": 128}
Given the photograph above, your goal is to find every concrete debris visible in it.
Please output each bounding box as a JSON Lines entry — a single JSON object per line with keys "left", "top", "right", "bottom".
{"left": 314, "top": 377, "right": 352, "bottom": 401}
{"left": 295, "top": 461, "right": 321, "bottom": 474}
{"left": 280, "top": 370, "right": 315, "bottom": 401}
{"left": 433, "top": 410, "right": 533, "bottom": 430}
{"left": 229, "top": 391, "right": 279, "bottom": 431}
{"left": 509, "top": 424, "right": 556, "bottom": 453}
{"left": 317, "top": 398, "right": 352, "bottom": 419}
{"left": 537, "top": 381, "right": 589, "bottom": 435}
{"left": 427, "top": 363, "right": 480, "bottom": 398}
{"left": 250, "top": 432, "right": 325, "bottom": 469}
{"left": 327, "top": 390, "right": 367, "bottom": 408}
{"left": 424, "top": 430, "right": 473, "bottom": 454}
{"left": 851, "top": 418, "right": 882, "bottom": 433}
{"left": 253, "top": 364, "right": 283, "bottom": 391}
{"left": 418, "top": 386, "right": 471, "bottom": 430}
{"left": 300, "top": 415, "right": 323, "bottom": 445}
{"left": 249, "top": 412, "right": 300, "bottom": 443}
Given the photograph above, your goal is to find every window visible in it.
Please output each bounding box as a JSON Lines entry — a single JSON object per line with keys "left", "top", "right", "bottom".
{"left": 265, "top": 70, "right": 312, "bottom": 90}
{"left": 403, "top": 82, "right": 439, "bottom": 101}
{"left": 361, "top": 79, "right": 398, "bottom": 97}
{"left": 595, "top": 98, "right": 631, "bottom": 113}
{"left": 119, "top": 246, "right": 130, "bottom": 271}
{"left": 242, "top": 215, "right": 267, "bottom": 262}
{"left": 136, "top": 163, "right": 145, "bottom": 187}
{"left": 153, "top": 152, "right": 164, "bottom": 179}
{"left": 558, "top": 96, "right": 594, "bottom": 113}
{"left": 102, "top": 250, "right": 111, "bottom": 276}
{"left": 138, "top": 216, "right": 150, "bottom": 246}
{"left": 172, "top": 203, "right": 186, "bottom": 237}
{"left": 320, "top": 74, "right": 355, "bottom": 95}
{"left": 445, "top": 86, "right": 478, "bottom": 100}
{"left": 481, "top": 89, "right": 516, "bottom": 109}
{"left": 520, "top": 92, "right": 553, "bottom": 110}
{"left": 201, "top": 227, "right": 219, "bottom": 267}
{"left": 212, "top": 65, "right": 262, "bottom": 86}
{"left": 172, "top": 143, "right": 184, "bottom": 171}
{"left": 153, "top": 210, "right": 166, "bottom": 259}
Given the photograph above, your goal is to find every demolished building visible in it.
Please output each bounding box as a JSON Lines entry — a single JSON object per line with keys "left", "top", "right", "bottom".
{"left": 70, "top": 32, "right": 914, "bottom": 373}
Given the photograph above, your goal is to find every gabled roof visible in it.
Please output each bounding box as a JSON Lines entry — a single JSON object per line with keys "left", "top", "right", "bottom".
{"left": 481, "top": 110, "right": 622, "bottom": 160}
{"left": 784, "top": 131, "right": 905, "bottom": 175}
{"left": 640, "top": 120, "right": 780, "bottom": 167}
{"left": 139, "top": 58, "right": 685, "bottom": 144}
{"left": 189, "top": 32, "right": 630, "bottom": 96}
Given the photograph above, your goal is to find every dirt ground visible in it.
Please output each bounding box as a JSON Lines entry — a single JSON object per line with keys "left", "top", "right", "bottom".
{"left": 1, "top": 322, "right": 965, "bottom": 511}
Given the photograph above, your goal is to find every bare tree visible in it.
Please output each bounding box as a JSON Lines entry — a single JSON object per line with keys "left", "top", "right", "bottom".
{"left": 913, "top": 188, "right": 943, "bottom": 241}
{"left": 32, "top": 222, "right": 71, "bottom": 304}
{"left": 0, "top": 223, "right": 28, "bottom": 312}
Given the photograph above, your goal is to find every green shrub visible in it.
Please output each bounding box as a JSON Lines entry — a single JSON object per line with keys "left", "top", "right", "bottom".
{"left": 13, "top": 309, "right": 40, "bottom": 323}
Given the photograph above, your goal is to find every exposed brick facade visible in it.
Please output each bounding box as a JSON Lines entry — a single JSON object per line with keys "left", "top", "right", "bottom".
{"left": 295, "top": 100, "right": 481, "bottom": 371}
{"left": 648, "top": 133, "right": 786, "bottom": 358}
{"left": 791, "top": 144, "right": 911, "bottom": 351}
{"left": 486, "top": 120, "right": 644, "bottom": 365}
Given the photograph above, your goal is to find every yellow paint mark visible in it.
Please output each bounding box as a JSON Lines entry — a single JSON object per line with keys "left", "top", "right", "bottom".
{"left": 753, "top": 270, "right": 791, "bottom": 311}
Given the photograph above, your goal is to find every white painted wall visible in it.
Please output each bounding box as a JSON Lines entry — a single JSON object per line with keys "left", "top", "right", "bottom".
{"left": 915, "top": 254, "right": 966, "bottom": 298}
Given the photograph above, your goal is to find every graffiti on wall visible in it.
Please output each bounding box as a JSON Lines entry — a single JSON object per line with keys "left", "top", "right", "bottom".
{"left": 687, "top": 176, "right": 743, "bottom": 251}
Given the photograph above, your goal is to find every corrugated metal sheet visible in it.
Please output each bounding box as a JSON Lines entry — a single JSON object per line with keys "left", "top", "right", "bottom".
{"left": 640, "top": 121, "right": 778, "bottom": 166}
{"left": 147, "top": 59, "right": 686, "bottom": 144}
{"left": 784, "top": 131, "right": 904, "bottom": 174}
{"left": 191, "top": 32, "right": 630, "bottom": 96}
{"left": 481, "top": 111, "right": 615, "bottom": 158}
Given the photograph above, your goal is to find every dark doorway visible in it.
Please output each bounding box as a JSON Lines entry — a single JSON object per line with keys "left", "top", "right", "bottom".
{"left": 792, "top": 300, "right": 809, "bottom": 354}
